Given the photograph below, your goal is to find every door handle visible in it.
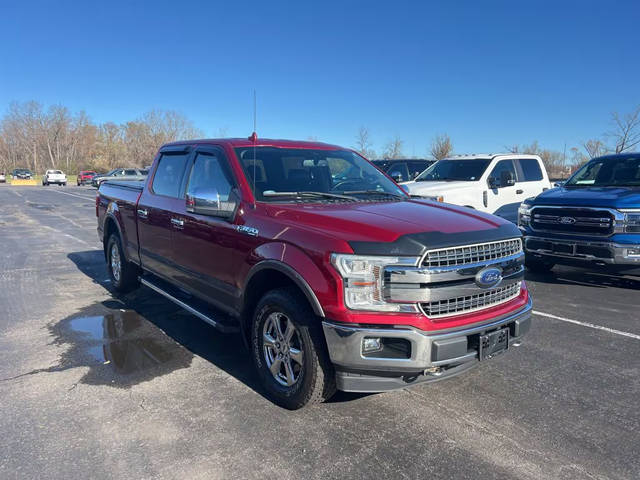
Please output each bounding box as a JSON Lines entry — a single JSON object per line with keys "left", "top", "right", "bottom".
{"left": 137, "top": 209, "right": 148, "bottom": 218}
{"left": 516, "top": 189, "right": 524, "bottom": 194}
{"left": 171, "top": 218, "right": 184, "bottom": 228}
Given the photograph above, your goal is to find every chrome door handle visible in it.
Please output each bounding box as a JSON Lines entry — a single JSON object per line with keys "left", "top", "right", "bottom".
{"left": 171, "top": 218, "right": 184, "bottom": 228}
{"left": 137, "top": 209, "right": 148, "bottom": 218}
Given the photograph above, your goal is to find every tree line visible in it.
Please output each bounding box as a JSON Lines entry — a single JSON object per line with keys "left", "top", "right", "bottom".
{"left": 1, "top": 100, "right": 638, "bottom": 178}
{"left": 353, "top": 105, "right": 640, "bottom": 178}
{"left": 0, "top": 101, "right": 203, "bottom": 174}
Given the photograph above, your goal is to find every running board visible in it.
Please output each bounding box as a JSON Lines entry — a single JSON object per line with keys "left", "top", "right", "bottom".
{"left": 139, "top": 276, "right": 240, "bottom": 333}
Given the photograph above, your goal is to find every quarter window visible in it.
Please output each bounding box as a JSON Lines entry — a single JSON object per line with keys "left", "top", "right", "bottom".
{"left": 151, "top": 153, "right": 189, "bottom": 197}
{"left": 518, "top": 159, "right": 543, "bottom": 181}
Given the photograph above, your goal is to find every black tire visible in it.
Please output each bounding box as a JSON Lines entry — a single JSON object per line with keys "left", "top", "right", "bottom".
{"left": 106, "top": 233, "right": 139, "bottom": 293}
{"left": 251, "top": 287, "right": 336, "bottom": 409}
{"left": 525, "top": 257, "right": 555, "bottom": 273}
{"left": 43, "top": 182, "right": 48, "bottom": 186}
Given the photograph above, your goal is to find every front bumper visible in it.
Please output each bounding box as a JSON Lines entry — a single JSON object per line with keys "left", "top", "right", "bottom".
{"left": 524, "top": 235, "right": 640, "bottom": 267}
{"left": 322, "top": 297, "right": 532, "bottom": 392}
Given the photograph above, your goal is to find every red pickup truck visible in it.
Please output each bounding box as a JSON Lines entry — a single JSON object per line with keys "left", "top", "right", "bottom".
{"left": 97, "top": 137, "right": 531, "bottom": 409}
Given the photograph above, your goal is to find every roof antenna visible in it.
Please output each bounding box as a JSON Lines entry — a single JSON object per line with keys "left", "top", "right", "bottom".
{"left": 250, "top": 90, "right": 257, "bottom": 208}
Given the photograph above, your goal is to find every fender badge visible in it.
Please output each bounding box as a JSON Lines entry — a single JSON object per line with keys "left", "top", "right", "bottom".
{"left": 236, "top": 225, "right": 259, "bottom": 237}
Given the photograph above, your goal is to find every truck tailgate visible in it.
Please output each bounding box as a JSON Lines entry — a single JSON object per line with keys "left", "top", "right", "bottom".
{"left": 98, "top": 180, "right": 144, "bottom": 264}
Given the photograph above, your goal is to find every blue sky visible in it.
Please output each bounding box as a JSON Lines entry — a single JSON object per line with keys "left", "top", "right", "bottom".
{"left": 1, "top": 0, "right": 638, "bottom": 156}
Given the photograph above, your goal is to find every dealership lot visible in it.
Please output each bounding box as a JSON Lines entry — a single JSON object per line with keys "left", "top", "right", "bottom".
{"left": 0, "top": 185, "right": 638, "bottom": 479}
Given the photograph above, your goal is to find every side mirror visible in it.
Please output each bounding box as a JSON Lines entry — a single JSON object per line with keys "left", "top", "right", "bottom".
{"left": 554, "top": 181, "right": 565, "bottom": 188}
{"left": 392, "top": 173, "right": 403, "bottom": 183}
{"left": 488, "top": 176, "right": 500, "bottom": 189}
{"left": 186, "top": 187, "right": 238, "bottom": 219}
{"left": 501, "top": 171, "right": 515, "bottom": 187}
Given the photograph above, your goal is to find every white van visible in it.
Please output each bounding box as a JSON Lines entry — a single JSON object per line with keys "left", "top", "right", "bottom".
{"left": 403, "top": 154, "right": 551, "bottom": 223}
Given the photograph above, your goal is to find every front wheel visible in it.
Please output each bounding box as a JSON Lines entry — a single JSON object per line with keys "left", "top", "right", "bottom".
{"left": 251, "top": 288, "right": 336, "bottom": 409}
{"left": 106, "top": 233, "right": 139, "bottom": 293}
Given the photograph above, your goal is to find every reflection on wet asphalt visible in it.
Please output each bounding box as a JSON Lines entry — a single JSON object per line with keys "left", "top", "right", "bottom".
{"left": 68, "top": 311, "right": 192, "bottom": 376}
{"left": 41, "top": 306, "right": 196, "bottom": 387}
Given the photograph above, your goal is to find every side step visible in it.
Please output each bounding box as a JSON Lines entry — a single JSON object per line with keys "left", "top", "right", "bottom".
{"left": 139, "top": 275, "right": 240, "bottom": 333}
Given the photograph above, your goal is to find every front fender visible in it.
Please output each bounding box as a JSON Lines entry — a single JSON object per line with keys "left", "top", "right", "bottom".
{"left": 244, "top": 242, "right": 335, "bottom": 317}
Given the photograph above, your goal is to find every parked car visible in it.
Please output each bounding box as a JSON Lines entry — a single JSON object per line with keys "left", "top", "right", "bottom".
{"left": 404, "top": 154, "right": 552, "bottom": 223}
{"left": 77, "top": 170, "right": 97, "bottom": 186}
{"left": 91, "top": 168, "right": 147, "bottom": 187}
{"left": 97, "top": 137, "right": 532, "bottom": 409}
{"left": 372, "top": 159, "right": 435, "bottom": 183}
{"left": 0, "top": 172, "right": 5, "bottom": 183}
{"left": 42, "top": 169, "right": 67, "bottom": 186}
{"left": 519, "top": 152, "right": 640, "bottom": 273}
{"left": 12, "top": 168, "right": 33, "bottom": 179}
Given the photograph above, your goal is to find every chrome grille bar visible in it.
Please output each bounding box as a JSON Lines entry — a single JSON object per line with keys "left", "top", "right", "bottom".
{"left": 422, "top": 238, "right": 522, "bottom": 268}
{"left": 420, "top": 282, "right": 521, "bottom": 318}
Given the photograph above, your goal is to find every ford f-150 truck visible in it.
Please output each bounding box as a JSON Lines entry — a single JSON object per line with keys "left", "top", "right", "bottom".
{"left": 519, "top": 153, "right": 640, "bottom": 273}
{"left": 97, "top": 137, "right": 532, "bottom": 409}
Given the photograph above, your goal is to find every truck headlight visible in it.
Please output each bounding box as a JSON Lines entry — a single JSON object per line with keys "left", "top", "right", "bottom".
{"left": 621, "top": 209, "right": 640, "bottom": 233}
{"left": 331, "top": 254, "right": 420, "bottom": 312}
{"left": 518, "top": 203, "right": 532, "bottom": 227}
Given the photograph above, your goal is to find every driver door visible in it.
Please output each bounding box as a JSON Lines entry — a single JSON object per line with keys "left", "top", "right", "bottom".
{"left": 171, "top": 146, "right": 241, "bottom": 311}
{"left": 486, "top": 159, "right": 519, "bottom": 222}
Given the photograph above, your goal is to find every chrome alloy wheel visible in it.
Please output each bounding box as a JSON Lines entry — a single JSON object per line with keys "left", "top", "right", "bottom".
{"left": 263, "top": 312, "right": 304, "bottom": 387}
{"left": 110, "top": 243, "right": 121, "bottom": 283}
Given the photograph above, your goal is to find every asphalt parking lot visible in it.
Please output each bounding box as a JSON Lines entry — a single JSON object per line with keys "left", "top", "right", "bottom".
{"left": 1, "top": 185, "right": 638, "bottom": 480}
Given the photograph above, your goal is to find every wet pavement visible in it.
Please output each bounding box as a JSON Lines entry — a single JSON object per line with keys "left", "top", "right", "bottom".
{"left": 0, "top": 184, "right": 639, "bottom": 480}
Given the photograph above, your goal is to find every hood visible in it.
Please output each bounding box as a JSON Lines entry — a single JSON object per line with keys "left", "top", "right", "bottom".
{"left": 404, "top": 180, "right": 478, "bottom": 196}
{"left": 266, "top": 199, "right": 520, "bottom": 256}
{"left": 532, "top": 186, "right": 640, "bottom": 209}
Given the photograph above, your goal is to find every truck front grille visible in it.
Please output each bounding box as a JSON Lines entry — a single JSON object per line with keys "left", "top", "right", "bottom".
{"left": 530, "top": 207, "right": 614, "bottom": 235}
{"left": 420, "top": 282, "right": 522, "bottom": 318}
{"left": 422, "top": 238, "right": 522, "bottom": 268}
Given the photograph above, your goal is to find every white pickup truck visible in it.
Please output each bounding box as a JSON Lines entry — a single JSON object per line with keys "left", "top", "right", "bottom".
{"left": 42, "top": 169, "right": 67, "bottom": 186}
{"left": 403, "top": 154, "right": 551, "bottom": 223}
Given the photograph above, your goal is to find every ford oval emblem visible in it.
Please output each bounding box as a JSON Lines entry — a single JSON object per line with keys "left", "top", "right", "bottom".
{"left": 559, "top": 216, "right": 576, "bottom": 225}
{"left": 475, "top": 267, "right": 503, "bottom": 289}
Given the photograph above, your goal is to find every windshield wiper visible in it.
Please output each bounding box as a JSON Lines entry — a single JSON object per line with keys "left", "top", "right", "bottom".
{"left": 342, "top": 190, "right": 405, "bottom": 198}
{"left": 263, "top": 191, "right": 358, "bottom": 201}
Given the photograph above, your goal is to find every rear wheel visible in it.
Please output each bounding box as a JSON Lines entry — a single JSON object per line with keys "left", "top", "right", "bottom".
{"left": 525, "top": 257, "right": 555, "bottom": 273}
{"left": 106, "top": 233, "right": 139, "bottom": 293}
{"left": 42, "top": 181, "right": 48, "bottom": 186}
{"left": 251, "top": 288, "right": 336, "bottom": 409}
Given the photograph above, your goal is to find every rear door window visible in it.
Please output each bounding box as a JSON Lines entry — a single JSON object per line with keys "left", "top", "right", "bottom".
{"left": 151, "top": 153, "right": 190, "bottom": 197}
{"left": 517, "top": 158, "right": 543, "bottom": 181}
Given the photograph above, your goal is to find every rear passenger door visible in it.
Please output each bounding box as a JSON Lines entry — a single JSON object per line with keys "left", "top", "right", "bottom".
{"left": 137, "top": 146, "right": 192, "bottom": 280}
{"left": 515, "top": 158, "right": 547, "bottom": 199}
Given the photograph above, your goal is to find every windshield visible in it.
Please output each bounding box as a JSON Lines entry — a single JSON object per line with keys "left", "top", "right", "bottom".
{"left": 565, "top": 156, "right": 640, "bottom": 187}
{"left": 415, "top": 159, "right": 490, "bottom": 181}
{"left": 235, "top": 147, "right": 406, "bottom": 201}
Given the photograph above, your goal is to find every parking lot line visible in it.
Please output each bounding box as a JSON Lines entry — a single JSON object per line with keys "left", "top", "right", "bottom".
{"left": 48, "top": 189, "right": 96, "bottom": 201}
{"left": 533, "top": 310, "right": 640, "bottom": 340}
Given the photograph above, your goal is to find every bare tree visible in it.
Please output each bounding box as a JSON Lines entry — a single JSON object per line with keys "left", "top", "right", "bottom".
{"left": 383, "top": 136, "right": 403, "bottom": 159}
{"left": 354, "top": 126, "right": 375, "bottom": 158}
{"left": 607, "top": 105, "right": 640, "bottom": 153}
{"left": 430, "top": 134, "right": 453, "bottom": 160}
{"left": 582, "top": 139, "right": 607, "bottom": 159}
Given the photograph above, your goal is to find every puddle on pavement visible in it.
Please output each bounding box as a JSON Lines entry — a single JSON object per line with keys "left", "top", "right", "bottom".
{"left": 49, "top": 309, "right": 195, "bottom": 387}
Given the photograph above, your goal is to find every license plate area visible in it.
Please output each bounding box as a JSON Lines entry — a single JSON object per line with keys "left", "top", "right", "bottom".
{"left": 478, "top": 328, "right": 509, "bottom": 361}
{"left": 552, "top": 242, "right": 576, "bottom": 255}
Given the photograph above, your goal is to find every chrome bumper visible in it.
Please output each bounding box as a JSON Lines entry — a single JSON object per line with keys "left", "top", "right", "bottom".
{"left": 525, "top": 236, "right": 640, "bottom": 266}
{"left": 322, "top": 297, "right": 532, "bottom": 378}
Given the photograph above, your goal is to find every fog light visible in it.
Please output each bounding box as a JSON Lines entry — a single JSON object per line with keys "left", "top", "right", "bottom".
{"left": 362, "top": 337, "right": 382, "bottom": 354}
